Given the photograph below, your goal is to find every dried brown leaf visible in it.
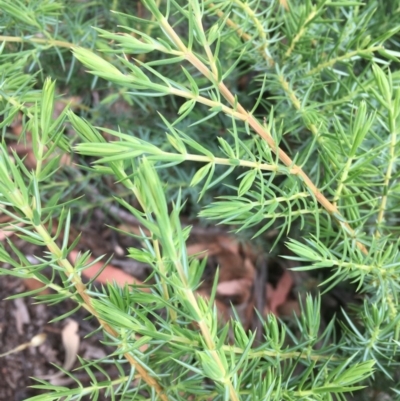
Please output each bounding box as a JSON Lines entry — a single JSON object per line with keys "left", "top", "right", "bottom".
{"left": 61, "top": 319, "right": 80, "bottom": 372}
{"left": 265, "top": 270, "right": 293, "bottom": 315}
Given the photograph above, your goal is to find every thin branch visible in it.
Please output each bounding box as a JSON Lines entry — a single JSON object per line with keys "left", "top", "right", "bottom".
{"left": 231, "top": 0, "right": 274, "bottom": 65}
{"left": 277, "top": 74, "right": 322, "bottom": 142}
{"left": 0, "top": 35, "right": 75, "bottom": 49}
{"left": 332, "top": 156, "right": 355, "bottom": 207}
{"left": 307, "top": 46, "right": 383, "bottom": 75}
{"left": 284, "top": 10, "right": 317, "bottom": 58}
{"left": 169, "top": 87, "right": 245, "bottom": 120}
{"left": 375, "top": 129, "right": 397, "bottom": 236}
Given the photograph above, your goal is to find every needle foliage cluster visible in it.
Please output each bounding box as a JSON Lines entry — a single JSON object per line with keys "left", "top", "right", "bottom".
{"left": 1, "top": 0, "right": 400, "bottom": 400}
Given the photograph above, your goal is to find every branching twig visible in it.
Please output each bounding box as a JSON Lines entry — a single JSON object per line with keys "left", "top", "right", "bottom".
{"left": 155, "top": 9, "right": 368, "bottom": 255}
{"left": 14, "top": 202, "right": 168, "bottom": 400}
